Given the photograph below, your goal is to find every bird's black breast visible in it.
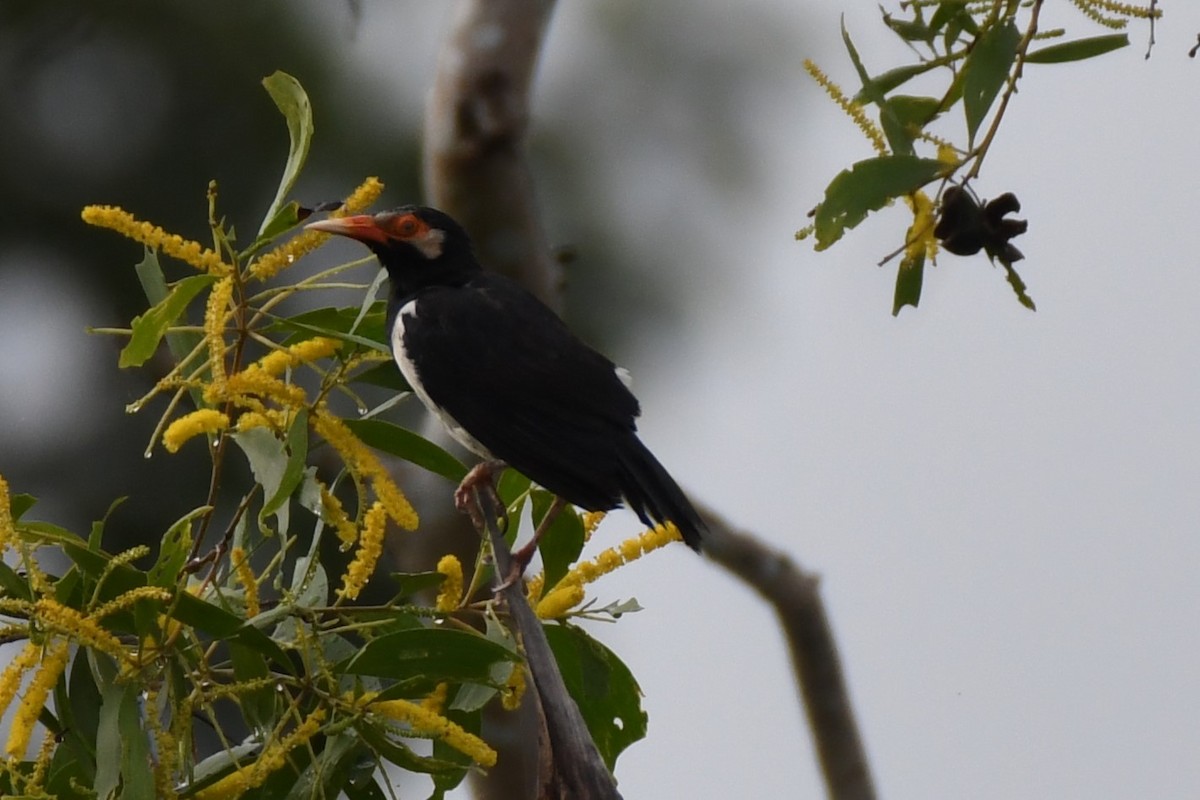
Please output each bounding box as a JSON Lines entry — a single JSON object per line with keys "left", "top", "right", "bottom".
{"left": 394, "top": 274, "right": 641, "bottom": 509}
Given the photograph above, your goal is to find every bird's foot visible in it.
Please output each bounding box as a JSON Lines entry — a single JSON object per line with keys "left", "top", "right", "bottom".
{"left": 454, "top": 459, "right": 506, "bottom": 514}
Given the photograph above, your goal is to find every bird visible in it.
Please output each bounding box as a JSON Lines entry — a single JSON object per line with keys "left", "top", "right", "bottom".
{"left": 306, "top": 206, "right": 706, "bottom": 554}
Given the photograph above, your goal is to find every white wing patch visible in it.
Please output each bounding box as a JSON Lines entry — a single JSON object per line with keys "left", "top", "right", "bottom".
{"left": 391, "top": 300, "right": 493, "bottom": 458}
{"left": 615, "top": 366, "right": 633, "bottom": 388}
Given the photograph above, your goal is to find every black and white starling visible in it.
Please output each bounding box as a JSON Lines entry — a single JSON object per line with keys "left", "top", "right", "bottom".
{"left": 307, "top": 207, "right": 706, "bottom": 552}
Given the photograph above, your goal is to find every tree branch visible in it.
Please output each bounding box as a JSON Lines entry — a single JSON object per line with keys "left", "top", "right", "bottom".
{"left": 423, "top": 0, "right": 563, "bottom": 310}
{"left": 471, "top": 487, "right": 624, "bottom": 800}
{"left": 699, "top": 503, "right": 876, "bottom": 800}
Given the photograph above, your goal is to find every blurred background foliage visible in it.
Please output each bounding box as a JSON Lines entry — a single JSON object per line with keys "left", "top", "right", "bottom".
{"left": 0, "top": 1, "right": 807, "bottom": 549}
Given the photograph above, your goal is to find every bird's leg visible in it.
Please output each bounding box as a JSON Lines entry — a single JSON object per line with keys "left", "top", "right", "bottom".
{"left": 454, "top": 459, "right": 506, "bottom": 513}
{"left": 496, "top": 495, "right": 569, "bottom": 590}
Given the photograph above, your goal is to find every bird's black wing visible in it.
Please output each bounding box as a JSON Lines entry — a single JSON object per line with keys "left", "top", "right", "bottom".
{"left": 402, "top": 274, "right": 640, "bottom": 510}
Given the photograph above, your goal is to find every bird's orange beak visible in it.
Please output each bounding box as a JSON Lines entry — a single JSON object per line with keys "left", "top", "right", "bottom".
{"left": 305, "top": 214, "right": 389, "bottom": 245}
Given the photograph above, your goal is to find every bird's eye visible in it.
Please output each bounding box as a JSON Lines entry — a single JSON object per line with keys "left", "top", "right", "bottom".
{"left": 394, "top": 215, "right": 421, "bottom": 237}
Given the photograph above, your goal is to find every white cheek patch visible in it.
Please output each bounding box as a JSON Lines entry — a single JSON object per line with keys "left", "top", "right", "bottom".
{"left": 412, "top": 228, "right": 446, "bottom": 260}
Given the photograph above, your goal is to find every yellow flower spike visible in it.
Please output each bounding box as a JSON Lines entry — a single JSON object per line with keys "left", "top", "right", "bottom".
{"left": 223, "top": 371, "right": 307, "bottom": 409}
{"left": 34, "top": 599, "right": 126, "bottom": 660}
{"left": 202, "top": 276, "right": 235, "bottom": 401}
{"left": 803, "top": 59, "right": 888, "bottom": 156}
{"left": 904, "top": 191, "right": 939, "bottom": 264}
{"left": 0, "top": 641, "right": 41, "bottom": 723}
{"left": 524, "top": 573, "right": 545, "bottom": 604}
{"left": 162, "top": 409, "right": 230, "bottom": 454}
{"left": 250, "top": 176, "right": 385, "bottom": 281}
{"left": 535, "top": 583, "right": 585, "bottom": 620}
{"left": 91, "top": 586, "right": 173, "bottom": 620}
{"left": 230, "top": 547, "right": 260, "bottom": 617}
{"left": 5, "top": 640, "right": 69, "bottom": 758}
{"left": 81, "top": 205, "right": 233, "bottom": 277}
{"left": 192, "top": 709, "right": 326, "bottom": 800}
{"left": 318, "top": 485, "right": 359, "bottom": 548}
{"left": 581, "top": 511, "right": 606, "bottom": 541}
{"left": 29, "top": 726, "right": 58, "bottom": 790}
{"left": 435, "top": 554, "right": 464, "bottom": 612}
{"left": 337, "top": 501, "right": 387, "bottom": 601}
{"left": 367, "top": 697, "right": 497, "bottom": 768}
{"left": 312, "top": 408, "right": 419, "bottom": 531}
{"left": 145, "top": 686, "right": 179, "bottom": 800}
{"left": 235, "top": 411, "right": 277, "bottom": 434}
{"left": 0, "top": 474, "right": 13, "bottom": 553}
{"left": 249, "top": 336, "right": 343, "bottom": 379}
{"left": 936, "top": 142, "right": 961, "bottom": 167}
{"left": 421, "top": 682, "right": 449, "bottom": 713}
{"left": 500, "top": 664, "right": 526, "bottom": 711}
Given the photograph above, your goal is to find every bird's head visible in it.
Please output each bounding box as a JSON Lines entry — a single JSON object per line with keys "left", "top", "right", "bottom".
{"left": 306, "top": 206, "right": 479, "bottom": 295}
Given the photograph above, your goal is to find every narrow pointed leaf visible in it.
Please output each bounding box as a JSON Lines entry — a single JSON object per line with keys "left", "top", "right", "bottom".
{"left": 345, "top": 419, "right": 468, "bottom": 482}
{"left": 119, "top": 273, "right": 216, "bottom": 367}
{"left": 258, "top": 71, "right": 314, "bottom": 236}
{"left": 893, "top": 253, "right": 925, "bottom": 316}
{"left": 1026, "top": 33, "right": 1128, "bottom": 64}
{"left": 962, "top": 20, "right": 1020, "bottom": 142}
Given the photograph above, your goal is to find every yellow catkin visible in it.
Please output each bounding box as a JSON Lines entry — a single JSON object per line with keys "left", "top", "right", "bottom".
{"left": 318, "top": 485, "right": 359, "bottom": 547}
{"left": 534, "top": 583, "right": 585, "bottom": 620}
{"left": 191, "top": 709, "right": 326, "bottom": 800}
{"left": 5, "top": 640, "right": 70, "bottom": 758}
{"left": 251, "top": 337, "right": 343, "bottom": 379}
{"left": 162, "top": 409, "right": 230, "bottom": 454}
{"left": 336, "top": 502, "right": 387, "bottom": 601}
{"left": 421, "top": 682, "right": 449, "bottom": 713}
{"left": 249, "top": 176, "right": 385, "bottom": 281}
{"left": 230, "top": 547, "right": 260, "bottom": 618}
{"left": 223, "top": 371, "right": 307, "bottom": 409}
{"left": 145, "top": 687, "right": 179, "bottom": 800}
{"left": 581, "top": 511, "right": 606, "bottom": 541}
{"left": 0, "top": 474, "right": 13, "bottom": 553}
{"left": 904, "top": 191, "right": 939, "bottom": 263}
{"left": 435, "top": 554, "right": 464, "bottom": 612}
{"left": 34, "top": 599, "right": 126, "bottom": 660}
{"left": 500, "top": 665, "right": 527, "bottom": 711}
{"left": 367, "top": 697, "right": 497, "bottom": 767}
{"left": 0, "top": 641, "right": 42, "bottom": 723}
{"left": 803, "top": 59, "right": 888, "bottom": 156}
{"left": 81, "top": 205, "right": 233, "bottom": 277}
{"left": 202, "top": 276, "right": 235, "bottom": 402}
{"left": 91, "top": 587, "right": 173, "bottom": 620}
{"left": 548, "top": 523, "right": 683, "bottom": 597}
{"left": 312, "top": 409, "right": 418, "bottom": 531}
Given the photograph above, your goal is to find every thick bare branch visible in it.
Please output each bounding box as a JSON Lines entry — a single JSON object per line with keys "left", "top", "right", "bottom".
{"left": 423, "top": 0, "right": 562, "bottom": 310}
{"left": 699, "top": 504, "right": 877, "bottom": 800}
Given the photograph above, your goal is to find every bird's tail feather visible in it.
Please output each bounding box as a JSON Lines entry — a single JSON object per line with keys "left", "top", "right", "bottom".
{"left": 617, "top": 436, "right": 706, "bottom": 551}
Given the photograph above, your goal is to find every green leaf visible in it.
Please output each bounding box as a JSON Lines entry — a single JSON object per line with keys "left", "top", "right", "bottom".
{"left": 1000, "top": 262, "right": 1037, "bottom": 311}
{"left": 841, "top": 20, "right": 912, "bottom": 156}
{"left": 893, "top": 252, "right": 925, "bottom": 316}
{"left": 532, "top": 492, "right": 585, "bottom": 592}
{"left": 356, "top": 720, "right": 467, "bottom": 776}
{"left": 344, "top": 419, "right": 468, "bottom": 483}
{"left": 544, "top": 623, "right": 647, "bottom": 770}
{"left": 962, "top": 20, "right": 1020, "bottom": 142}
{"left": 261, "top": 408, "right": 309, "bottom": 523}
{"left": 11, "top": 493, "right": 37, "bottom": 520}
{"left": 269, "top": 307, "right": 391, "bottom": 353}
{"left": 170, "top": 591, "right": 297, "bottom": 673}
{"left": 245, "top": 200, "right": 305, "bottom": 257}
{"left": 232, "top": 424, "right": 301, "bottom": 534}
{"left": 148, "top": 506, "right": 207, "bottom": 588}
{"left": 855, "top": 62, "right": 935, "bottom": 100}
{"left": 118, "top": 681, "right": 155, "bottom": 799}
{"left": 342, "top": 628, "right": 519, "bottom": 687}
{"left": 813, "top": 156, "right": 946, "bottom": 250}
{"left": 1026, "top": 33, "right": 1128, "bottom": 64}
{"left": 388, "top": 570, "right": 450, "bottom": 600}
{"left": 230, "top": 642, "right": 278, "bottom": 731}
{"left": 258, "top": 71, "right": 314, "bottom": 237}
{"left": 285, "top": 731, "right": 365, "bottom": 800}
{"left": 351, "top": 361, "right": 409, "bottom": 391}
{"left": 889, "top": 95, "right": 942, "bottom": 129}
{"left": 119, "top": 273, "right": 216, "bottom": 368}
